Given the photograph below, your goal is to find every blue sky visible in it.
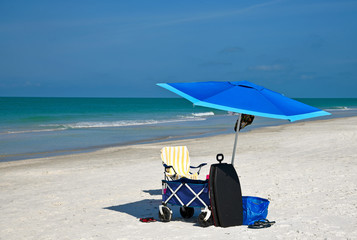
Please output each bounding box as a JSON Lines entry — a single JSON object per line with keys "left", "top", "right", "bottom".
{"left": 0, "top": 0, "right": 356, "bottom": 98}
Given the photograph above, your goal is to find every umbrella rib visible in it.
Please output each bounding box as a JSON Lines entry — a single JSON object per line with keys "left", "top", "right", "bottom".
{"left": 194, "top": 86, "right": 291, "bottom": 119}
{"left": 255, "top": 90, "right": 330, "bottom": 121}
{"left": 194, "top": 101, "right": 290, "bottom": 120}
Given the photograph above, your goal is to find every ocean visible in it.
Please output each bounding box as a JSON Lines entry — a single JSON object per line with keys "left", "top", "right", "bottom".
{"left": 1, "top": 97, "right": 357, "bottom": 162}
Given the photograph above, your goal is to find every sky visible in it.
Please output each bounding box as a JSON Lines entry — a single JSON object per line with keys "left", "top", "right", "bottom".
{"left": 0, "top": 0, "right": 356, "bottom": 98}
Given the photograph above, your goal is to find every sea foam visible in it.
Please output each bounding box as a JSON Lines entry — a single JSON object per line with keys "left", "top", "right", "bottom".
{"left": 38, "top": 117, "right": 207, "bottom": 130}
{"left": 191, "top": 112, "right": 215, "bottom": 117}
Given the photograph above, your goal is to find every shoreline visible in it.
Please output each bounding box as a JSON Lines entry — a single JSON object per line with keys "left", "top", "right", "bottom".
{"left": 0, "top": 114, "right": 355, "bottom": 166}
{"left": 1, "top": 116, "right": 357, "bottom": 239}
{"left": 2, "top": 109, "right": 354, "bottom": 163}
{"left": 0, "top": 127, "right": 231, "bottom": 163}
{"left": 1, "top": 115, "right": 356, "bottom": 171}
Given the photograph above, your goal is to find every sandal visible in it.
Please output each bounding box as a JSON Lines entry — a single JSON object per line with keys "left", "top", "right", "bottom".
{"left": 248, "top": 219, "right": 275, "bottom": 229}
{"left": 139, "top": 217, "right": 157, "bottom": 223}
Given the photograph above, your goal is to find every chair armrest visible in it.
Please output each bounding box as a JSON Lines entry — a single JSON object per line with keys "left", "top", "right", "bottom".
{"left": 190, "top": 163, "right": 207, "bottom": 169}
{"left": 163, "top": 163, "right": 177, "bottom": 174}
{"left": 189, "top": 163, "right": 207, "bottom": 175}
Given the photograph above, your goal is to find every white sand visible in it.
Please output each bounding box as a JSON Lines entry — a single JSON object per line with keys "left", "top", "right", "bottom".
{"left": 1, "top": 117, "right": 356, "bottom": 240}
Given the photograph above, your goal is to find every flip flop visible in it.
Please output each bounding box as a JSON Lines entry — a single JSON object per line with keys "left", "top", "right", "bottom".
{"left": 139, "top": 217, "right": 157, "bottom": 223}
{"left": 248, "top": 219, "right": 275, "bottom": 229}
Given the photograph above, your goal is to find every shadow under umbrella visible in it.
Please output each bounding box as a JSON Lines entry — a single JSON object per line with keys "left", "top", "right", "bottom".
{"left": 104, "top": 199, "right": 162, "bottom": 219}
{"left": 142, "top": 189, "right": 162, "bottom": 196}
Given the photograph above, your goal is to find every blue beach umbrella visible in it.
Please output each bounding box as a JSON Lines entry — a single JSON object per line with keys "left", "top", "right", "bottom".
{"left": 157, "top": 81, "right": 330, "bottom": 164}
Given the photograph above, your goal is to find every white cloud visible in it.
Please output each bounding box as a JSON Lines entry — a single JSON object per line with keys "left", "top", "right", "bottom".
{"left": 300, "top": 74, "right": 314, "bottom": 80}
{"left": 220, "top": 47, "right": 244, "bottom": 54}
{"left": 248, "top": 64, "right": 285, "bottom": 71}
{"left": 150, "top": 0, "right": 283, "bottom": 27}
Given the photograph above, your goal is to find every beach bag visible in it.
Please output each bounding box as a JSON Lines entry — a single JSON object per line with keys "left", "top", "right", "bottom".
{"left": 234, "top": 114, "right": 255, "bottom": 132}
{"left": 242, "top": 196, "right": 270, "bottom": 225}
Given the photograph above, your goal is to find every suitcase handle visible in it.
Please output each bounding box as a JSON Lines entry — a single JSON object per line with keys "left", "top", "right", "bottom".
{"left": 216, "top": 153, "right": 224, "bottom": 163}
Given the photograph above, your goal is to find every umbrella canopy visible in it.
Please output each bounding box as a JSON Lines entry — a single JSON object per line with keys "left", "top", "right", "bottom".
{"left": 157, "top": 81, "right": 330, "bottom": 122}
{"left": 157, "top": 81, "right": 330, "bottom": 164}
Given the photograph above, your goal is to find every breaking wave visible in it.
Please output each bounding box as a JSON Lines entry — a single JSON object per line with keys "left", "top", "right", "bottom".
{"left": 2, "top": 116, "right": 207, "bottom": 135}
{"left": 191, "top": 112, "right": 215, "bottom": 117}
{"left": 48, "top": 116, "right": 207, "bottom": 129}
{"left": 4, "top": 128, "right": 67, "bottom": 134}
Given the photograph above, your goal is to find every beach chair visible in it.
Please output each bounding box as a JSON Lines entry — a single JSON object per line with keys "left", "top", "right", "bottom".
{"left": 159, "top": 146, "right": 213, "bottom": 226}
{"left": 160, "top": 146, "right": 207, "bottom": 180}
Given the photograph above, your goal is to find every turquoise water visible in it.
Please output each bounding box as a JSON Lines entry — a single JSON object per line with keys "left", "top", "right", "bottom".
{"left": 1, "top": 97, "right": 357, "bottom": 162}
{"left": 295, "top": 98, "right": 357, "bottom": 110}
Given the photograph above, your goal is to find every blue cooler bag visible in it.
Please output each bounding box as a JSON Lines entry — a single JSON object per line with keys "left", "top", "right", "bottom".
{"left": 242, "top": 196, "right": 270, "bottom": 225}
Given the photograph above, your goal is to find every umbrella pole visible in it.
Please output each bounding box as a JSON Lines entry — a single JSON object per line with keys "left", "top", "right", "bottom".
{"left": 231, "top": 113, "right": 242, "bottom": 165}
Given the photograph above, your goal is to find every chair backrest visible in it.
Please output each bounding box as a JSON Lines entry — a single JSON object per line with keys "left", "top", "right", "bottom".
{"left": 161, "top": 146, "right": 191, "bottom": 178}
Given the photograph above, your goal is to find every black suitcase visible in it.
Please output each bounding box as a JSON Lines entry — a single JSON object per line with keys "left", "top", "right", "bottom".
{"left": 209, "top": 154, "right": 243, "bottom": 227}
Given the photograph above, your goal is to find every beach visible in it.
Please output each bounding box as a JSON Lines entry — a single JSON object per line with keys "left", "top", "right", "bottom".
{"left": 1, "top": 116, "right": 356, "bottom": 240}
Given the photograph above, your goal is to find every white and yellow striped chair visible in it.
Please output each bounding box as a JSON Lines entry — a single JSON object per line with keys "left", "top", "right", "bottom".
{"left": 161, "top": 146, "right": 207, "bottom": 180}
